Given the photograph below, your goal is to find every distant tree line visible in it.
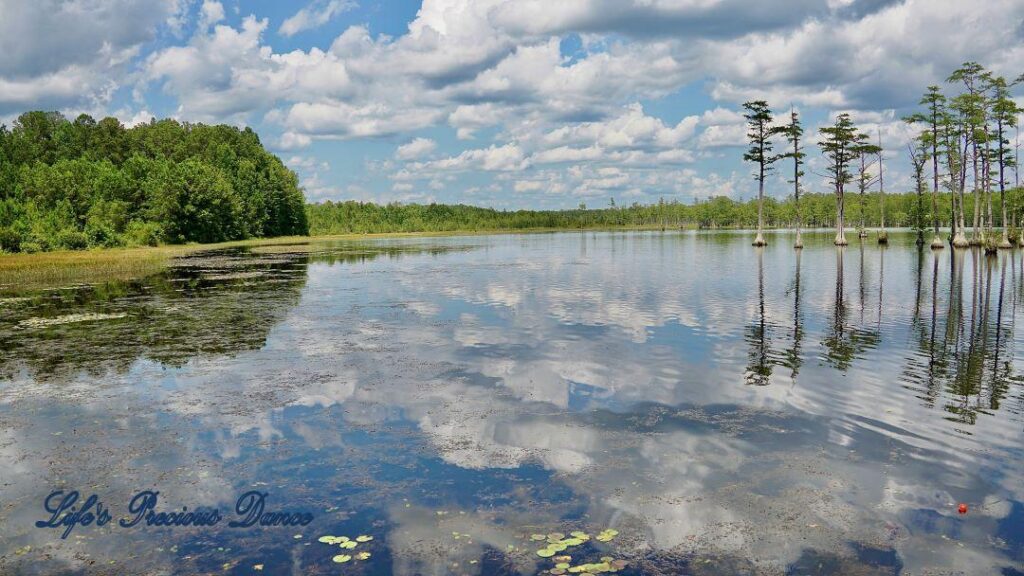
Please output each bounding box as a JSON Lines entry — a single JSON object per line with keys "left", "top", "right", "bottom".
{"left": 0, "top": 111, "right": 308, "bottom": 253}
{"left": 305, "top": 190, "right": 1023, "bottom": 235}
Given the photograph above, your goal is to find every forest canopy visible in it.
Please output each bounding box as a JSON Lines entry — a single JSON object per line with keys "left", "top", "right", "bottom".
{"left": 304, "top": 189, "right": 1024, "bottom": 235}
{"left": 0, "top": 111, "right": 309, "bottom": 253}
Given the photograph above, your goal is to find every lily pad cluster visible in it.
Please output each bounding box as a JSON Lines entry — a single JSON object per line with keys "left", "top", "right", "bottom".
{"left": 530, "top": 529, "right": 627, "bottom": 575}
{"left": 552, "top": 556, "right": 629, "bottom": 575}
{"left": 533, "top": 531, "right": 590, "bottom": 557}
{"left": 315, "top": 534, "right": 374, "bottom": 564}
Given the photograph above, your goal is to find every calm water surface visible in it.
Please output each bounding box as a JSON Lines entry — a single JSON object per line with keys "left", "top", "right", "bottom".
{"left": 1, "top": 231, "right": 1022, "bottom": 575}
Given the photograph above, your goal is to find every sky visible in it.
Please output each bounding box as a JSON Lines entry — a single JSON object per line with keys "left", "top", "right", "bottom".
{"left": 1, "top": 0, "right": 1023, "bottom": 209}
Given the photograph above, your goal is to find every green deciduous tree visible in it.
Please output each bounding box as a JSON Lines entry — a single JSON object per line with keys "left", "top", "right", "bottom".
{"left": 0, "top": 111, "right": 308, "bottom": 252}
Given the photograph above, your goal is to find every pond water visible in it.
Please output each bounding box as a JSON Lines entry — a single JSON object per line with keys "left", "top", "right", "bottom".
{"left": 0, "top": 230, "right": 1022, "bottom": 575}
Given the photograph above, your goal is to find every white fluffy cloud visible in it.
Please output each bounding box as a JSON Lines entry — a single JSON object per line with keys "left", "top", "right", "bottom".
{"left": 408, "top": 143, "right": 528, "bottom": 173}
{"left": 279, "top": 0, "right": 356, "bottom": 37}
{"left": 396, "top": 137, "right": 439, "bottom": 160}
{"left": 5, "top": 0, "right": 1023, "bottom": 204}
{"left": 703, "top": 0, "right": 1024, "bottom": 109}
{"left": 0, "top": 0, "right": 182, "bottom": 113}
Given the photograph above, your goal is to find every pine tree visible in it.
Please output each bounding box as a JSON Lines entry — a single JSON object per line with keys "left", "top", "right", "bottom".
{"left": 989, "top": 75, "right": 1019, "bottom": 248}
{"left": 852, "top": 132, "right": 881, "bottom": 238}
{"left": 780, "top": 108, "right": 806, "bottom": 248}
{"left": 948, "top": 62, "right": 988, "bottom": 244}
{"left": 742, "top": 101, "right": 781, "bottom": 247}
{"left": 904, "top": 86, "right": 947, "bottom": 248}
{"left": 819, "top": 113, "right": 860, "bottom": 246}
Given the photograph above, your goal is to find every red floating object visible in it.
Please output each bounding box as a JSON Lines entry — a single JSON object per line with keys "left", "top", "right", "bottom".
{"left": 958, "top": 503, "right": 968, "bottom": 515}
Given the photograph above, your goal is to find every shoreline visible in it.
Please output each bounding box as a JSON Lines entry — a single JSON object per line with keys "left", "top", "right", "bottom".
{"left": 0, "top": 226, "right": 969, "bottom": 292}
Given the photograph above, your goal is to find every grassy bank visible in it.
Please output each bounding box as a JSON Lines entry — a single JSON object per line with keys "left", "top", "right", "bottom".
{"left": 0, "top": 236, "right": 309, "bottom": 291}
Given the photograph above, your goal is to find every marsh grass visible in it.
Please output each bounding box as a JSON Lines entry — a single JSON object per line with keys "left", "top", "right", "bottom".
{"left": 0, "top": 236, "right": 312, "bottom": 292}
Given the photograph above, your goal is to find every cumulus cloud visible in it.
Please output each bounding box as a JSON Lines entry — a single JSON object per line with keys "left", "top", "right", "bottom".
{"left": 279, "top": 0, "right": 356, "bottom": 37}
{"left": 409, "top": 143, "right": 528, "bottom": 173}
{"left": 6, "top": 0, "right": 1022, "bottom": 204}
{"left": 396, "top": 137, "right": 438, "bottom": 160}
{"left": 702, "top": 0, "right": 1024, "bottom": 110}
{"left": 0, "top": 0, "right": 179, "bottom": 113}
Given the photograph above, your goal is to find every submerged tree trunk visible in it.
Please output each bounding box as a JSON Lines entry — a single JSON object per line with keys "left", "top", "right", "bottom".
{"left": 953, "top": 186, "right": 970, "bottom": 247}
{"left": 971, "top": 140, "right": 982, "bottom": 245}
{"left": 753, "top": 175, "right": 766, "bottom": 246}
{"left": 879, "top": 134, "right": 888, "bottom": 245}
{"left": 931, "top": 110, "right": 944, "bottom": 249}
{"left": 794, "top": 133, "right": 803, "bottom": 250}
{"left": 998, "top": 118, "right": 1013, "bottom": 248}
{"left": 835, "top": 188, "right": 848, "bottom": 246}
{"left": 931, "top": 176, "right": 944, "bottom": 249}
{"left": 953, "top": 136, "right": 970, "bottom": 248}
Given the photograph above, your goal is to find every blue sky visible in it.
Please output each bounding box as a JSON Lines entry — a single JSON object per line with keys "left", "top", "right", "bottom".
{"left": 1, "top": 0, "right": 1023, "bottom": 209}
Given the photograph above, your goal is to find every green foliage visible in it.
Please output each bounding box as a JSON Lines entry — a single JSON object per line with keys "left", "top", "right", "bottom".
{"left": 741, "top": 101, "right": 782, "bottom": 179}
{"left": 305, "top": 189, "right": 1016, "bottom": 235}
{"left": 0, "top": 111, "right": 308, "bottom": 253}
{"left": 819, "top": 113, "right": 860, "bottom": 198}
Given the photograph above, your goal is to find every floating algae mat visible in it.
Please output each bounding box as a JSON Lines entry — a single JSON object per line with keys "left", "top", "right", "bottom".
{"left": 17, "top": 312, "right": 127, "bottom": 328}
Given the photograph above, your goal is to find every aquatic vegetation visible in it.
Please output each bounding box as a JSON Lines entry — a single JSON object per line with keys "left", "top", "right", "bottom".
{"left": 0, "top": 296, "right": 31, "bottom": 305}
{"left": 535, "top": 529, "right": 597, "bottom": 558}
{"left": 201, "top": 271, "right": 266, "bottom": 281}
{"left": 319, "top": 533, "right": 375, "bottom": 565}
{"left": 531, "top": 528, "right": 628, "bottom": 574}
{"left": 18, "top": 312, "right": 127, "bottom": 328}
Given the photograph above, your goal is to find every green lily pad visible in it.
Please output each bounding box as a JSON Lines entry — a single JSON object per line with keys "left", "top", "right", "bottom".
{"left": 332, "top": 554, "right": 352, "bottom": 563}
{"left": 355, "top": 535, "right": 373, "bottom": 542}
{"left": 338, "top": 540, "right": 358, "bottom": 549}
{"left": 537, "top": 548, "right": 556, "bottom": 558}
{"left": 355, "top": 551, "right": 371, "bottom": 560}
